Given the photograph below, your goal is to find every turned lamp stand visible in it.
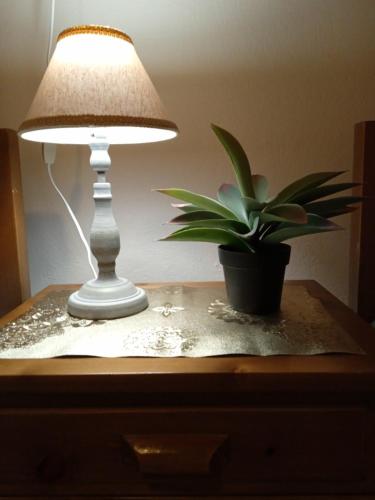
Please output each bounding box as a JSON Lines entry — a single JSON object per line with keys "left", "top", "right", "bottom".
{"left": 67, "top": 137, "right": 148, "bottom": 319}
{"left": 19, "top": 24, "right": 178, "bottom": 320}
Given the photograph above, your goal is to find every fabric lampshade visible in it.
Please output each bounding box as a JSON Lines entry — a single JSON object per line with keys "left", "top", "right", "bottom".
{"left": 19, "top": 25, "right": 178, "bottom": 144}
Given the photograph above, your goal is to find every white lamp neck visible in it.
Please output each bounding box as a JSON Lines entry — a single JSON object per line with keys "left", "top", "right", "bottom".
{"left": 90, "top": 137, "right": 110, "bottom": 181}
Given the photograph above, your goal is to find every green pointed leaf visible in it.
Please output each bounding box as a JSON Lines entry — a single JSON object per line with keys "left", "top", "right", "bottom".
{"left": 257, "top": 212, "right": 302, "bottom": 225}
{"left": 271, "top": 171, "right": 345, "bottom": 206}
{"left": 211, "top": 124, "right": 255, "bottom": 198}
{"left": 157, "top": 188, "right": 236, "bottom": 219}
{"left": 169, "top": 211, "right": 224, "bottom": 224}
{"left": 217, "top": 183, "right": 248, "bottom": 224}
{"left": 242, "top": 196, "right": 265, "bottom": 213}
{"left": 246, "top": 213, "right": 261, "bottom": 237}
{"left": 171, "top": 203, "right": 200, "bottom": 213}
{"left": 265, "top": 203, "right": 308, "bottom": 224}
{"left": 321, "top": 207, "right": 357, "bottom": 218}
{"left": 304, "top": 196, "right": 363, "bottom": 217}
{"left": 293, "top": 182, "right": 361, "bottom": 205}
{"left": 172, "top": 218, "right": 249, "bottom": 233}
{"left": 161, "top": 226, "right": 254, "bottom": 252}
{"left": 252, "top": 174, "right": 269, "bottom": 203}
{"left": 263, "top": 215, "right": 341, "bottom": 244}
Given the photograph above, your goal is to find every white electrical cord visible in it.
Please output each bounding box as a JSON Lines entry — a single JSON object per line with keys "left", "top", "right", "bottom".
{"left": 43, "top": 0, "right": 97, "bottom": 279}
{"left": 46, "top": 163, "right": 97, "bottom": 279}
{"left": 46, "top": 0, "right": 55, "bottom": 64}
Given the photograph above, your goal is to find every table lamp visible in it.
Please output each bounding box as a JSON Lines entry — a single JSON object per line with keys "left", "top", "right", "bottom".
{"left": 18, "top": 25, "right": 178, "bottom": 319}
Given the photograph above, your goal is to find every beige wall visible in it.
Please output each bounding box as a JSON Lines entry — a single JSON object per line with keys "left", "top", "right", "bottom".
{"left": 1, "top": 0, "right": 375, "bottom": 302}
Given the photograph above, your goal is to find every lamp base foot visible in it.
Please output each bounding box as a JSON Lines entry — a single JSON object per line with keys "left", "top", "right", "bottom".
{"left": 67, "top": 277, "right": 148, "bottom": 319}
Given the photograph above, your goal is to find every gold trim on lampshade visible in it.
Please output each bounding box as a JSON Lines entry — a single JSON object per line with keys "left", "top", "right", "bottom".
{"left": 58, "top": 25, "right": 133, "bottom": 44}
{"left": 19, "top": 25, "right": 178, "bottom": 144}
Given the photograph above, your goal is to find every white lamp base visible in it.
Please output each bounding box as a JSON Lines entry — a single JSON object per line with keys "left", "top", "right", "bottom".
{"left": 66, "top": 137, "right": 149, "bottom": 320}
{"left": 68, "top": 278, "right": 148, "bottom": 319}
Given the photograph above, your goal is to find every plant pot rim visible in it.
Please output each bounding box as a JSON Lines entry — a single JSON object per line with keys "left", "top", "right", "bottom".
{"left": 219, "top": 242, "right": 290, "bottom": 254}
{"left": 218, "top": 242, "right": 291, "bottom": 267}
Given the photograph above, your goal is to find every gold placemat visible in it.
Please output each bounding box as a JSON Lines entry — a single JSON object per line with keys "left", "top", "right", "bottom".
{"left": 0, "top": 285, "right": 364, "bottom": 358}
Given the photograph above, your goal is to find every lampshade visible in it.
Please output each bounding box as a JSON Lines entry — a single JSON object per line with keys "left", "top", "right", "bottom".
{"left": 19, "top": 25, "right": 178, "bottom": 145}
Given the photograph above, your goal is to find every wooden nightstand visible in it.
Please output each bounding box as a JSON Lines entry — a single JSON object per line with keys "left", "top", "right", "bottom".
{"left": 0, "top": 280, "right": 375, "bottom": 499}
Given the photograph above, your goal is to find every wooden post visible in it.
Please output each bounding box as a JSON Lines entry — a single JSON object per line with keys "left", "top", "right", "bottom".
{"left": 0, "top": 129, "right": 30, "bottom": 316}
{"left": 349, "top": 121, "right": 375, "bottom": 323}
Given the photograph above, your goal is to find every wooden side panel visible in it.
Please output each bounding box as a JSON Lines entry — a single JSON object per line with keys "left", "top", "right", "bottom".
{"left": 350, "top": 122, "right": 375, "bottom": 322}
{"left": 0, "top": 129, "right": 30, "bottom": 316}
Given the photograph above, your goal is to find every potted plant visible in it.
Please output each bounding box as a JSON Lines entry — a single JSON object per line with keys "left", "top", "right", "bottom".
{"left": 157, "top": 125, "right": 362, "bottom": 315}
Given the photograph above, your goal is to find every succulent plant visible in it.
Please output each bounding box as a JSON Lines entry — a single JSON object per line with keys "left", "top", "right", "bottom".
{"left": 157, "top": 124, "right": 362, "bottom": 253}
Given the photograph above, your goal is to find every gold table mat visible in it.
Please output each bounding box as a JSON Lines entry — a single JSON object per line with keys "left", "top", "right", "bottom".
{"left": 0, "top": 285, "right": 364, "bottom": 358}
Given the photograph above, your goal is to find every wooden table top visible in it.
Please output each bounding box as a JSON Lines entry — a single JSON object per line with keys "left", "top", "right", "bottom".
{"left": 0, "top": 280, "right": 375, "bottom": 401}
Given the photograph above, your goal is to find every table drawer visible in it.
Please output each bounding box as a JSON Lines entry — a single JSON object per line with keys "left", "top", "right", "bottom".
{"left": 0, "top": 407, "right": 367, "bottom": 496}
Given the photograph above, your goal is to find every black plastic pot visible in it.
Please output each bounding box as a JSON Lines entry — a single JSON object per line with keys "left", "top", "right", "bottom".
{"left": 218, "top": 243, "right": 291, "bottom": 315}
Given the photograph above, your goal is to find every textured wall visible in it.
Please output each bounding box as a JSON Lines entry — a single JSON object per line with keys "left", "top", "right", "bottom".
{"left": 1, "top": 0, "right": 375, "bottom": 302}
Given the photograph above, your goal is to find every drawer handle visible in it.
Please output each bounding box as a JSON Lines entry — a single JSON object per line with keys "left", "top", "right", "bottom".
{"left": 123, "top": 433, "right": 227, "bottom": 476}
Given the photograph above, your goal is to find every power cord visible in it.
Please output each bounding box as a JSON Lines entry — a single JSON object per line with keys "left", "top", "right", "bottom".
{"left": 43, "top": 144, "right": 97, "bottom": 279}
{"left": 46, "top": 0, "right": 55, "bottom": 63}
{"left": 42, "top": 0, "right": 97, "bottom": 279}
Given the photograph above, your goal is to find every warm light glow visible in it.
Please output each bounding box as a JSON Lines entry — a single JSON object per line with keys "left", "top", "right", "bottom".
{"left": 19, "top": 25, "right": 178, "bottom": 145}
{"left": 57, "top": 33, "right": 134, "bottom": 66}
{"left": 20, "top": 126, "right": 177, "bottom": 145}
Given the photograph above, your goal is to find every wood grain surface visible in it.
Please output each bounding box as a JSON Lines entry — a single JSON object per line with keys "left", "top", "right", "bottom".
{"left": 1, "top": 281, "right": 375, "bottom": 498}
{"left": 0, "top": 128, "right": 30, "bottom": 316}
{"left": 0, "top": 281, "right": 374, "bottom": 403}
{"left": 350, "top": 121, "right": 375, "bottom": 322}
